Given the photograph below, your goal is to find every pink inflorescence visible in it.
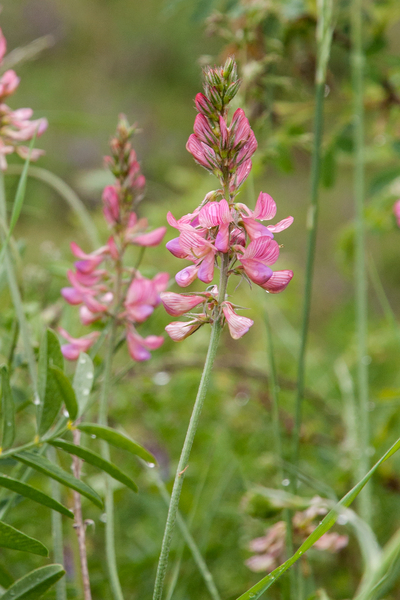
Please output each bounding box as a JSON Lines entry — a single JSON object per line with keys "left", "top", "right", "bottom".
{"left": 162, "top": 58, "right": 293, "bottom": 341}
{"left": 0, "top": 28, "right": 47, "bottom": 170}
{"left": 60, "top": 116, "right": 168, "bottom": 361}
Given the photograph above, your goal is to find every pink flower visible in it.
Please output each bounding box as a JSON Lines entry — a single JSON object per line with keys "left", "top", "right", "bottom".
{"left": 132, "top": 226, "right": 167, "bottom": 247}
{"left": 260, "top": 270, "right": 294, "bottom": 294}
{"left": 59, "top": 328, "right": 100, "bottom": 361}
{"left": 186, "top": 134, "right": 219, "bottom": 172}
{"left": 0, "top": 70, "right": 20, "bottom": 99}
{"left": 126, "top": 326, "right": 163, "bottom": 361}
{"left": 231, "top": 108, "right": 251, "bottom": 147}
{"left": 193, "top": 113, "right": 217, "bottom": 146}
{"left": 238, "top": 236, "right": 280, "bottom": 285}
{"left": 237, "top": 192, "right": 293, "bottom": 241}
{"left": 125, "top": 274, "right": 168, "bottom": 322}
{"left": 0, "top": 29, "right": 6, "bottom": 64}
{"left": 222, "top": 302, "right": 254, "bottom": 339}
{"left": 165, "top": 316, "right": 206, "bottom": 341}
{"left": 103, "top": 185, "right": 120, "bottom": 225}
{"left": 194, "top": 92, "right": 214, "bottom": 117}
{"left": 160, "top": 292, "right": 205, "bottom": 316}
{"left": 175, "top": 264, "right": 200, "bottom": 287}
{"left": 71, "top": 242, "right": 106, "bottom": 274}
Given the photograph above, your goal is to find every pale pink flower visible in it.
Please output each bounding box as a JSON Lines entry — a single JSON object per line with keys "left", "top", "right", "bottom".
{"left": 222, "top": 302, "right": 254, "bottom": 339}
{"left": 165, "top": 316, "right": 206, "bottom": 341}
{"left": 160, "top": 292, "right": 205, "bottom": 316}
{"left": 260, "top": 270, "right": 294, "bottom": 294}
{"left": 0, "top": 70, "right": 20, "bottom": 99}
{"left": 238, "top": 236, "right": 279, "bottom": 285}
{"left": 103, "top": 185, "right": 120, "bottom": 226}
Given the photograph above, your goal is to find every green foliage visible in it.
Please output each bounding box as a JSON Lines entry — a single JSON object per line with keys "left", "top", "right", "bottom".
{"left": 1, "top": 365, "right": 15, "bottom": 450}
{"left": 0, "top": 520, "right": 47, "bottom": 557}
{"left": 0, "top": 565, "right": 65, "bottom": 600}
{"left": 77, "top": 423, "right": 156, "bottom": 463}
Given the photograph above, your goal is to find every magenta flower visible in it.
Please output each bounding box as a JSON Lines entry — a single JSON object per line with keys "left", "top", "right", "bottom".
{"left": 162, "top": 59, "right": 293, "bottom": 342}
{"left": 394, "top": 199, "right": 400, "bottom": 227}
{"left": 59, "top": 329, "right": 100, "bottom": 361}
{"left": 126, "top": 326, "right": 164, "bottom": 362}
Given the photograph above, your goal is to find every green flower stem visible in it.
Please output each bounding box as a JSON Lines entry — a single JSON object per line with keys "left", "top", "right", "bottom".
{"left": 0, "top": 172, "right": 38, "bottom": 401}
{"left": 151, "top": 469, "right": 221, "bottom": 600}
{"left": 351, "top": 0, "right": 371, "bottom": 524}
{"left": 98, "top": 318, "right": 124, "bottom": 600}
{"left": 152, "top": 252, "right": 230, "bottom": 600}
{"left": 292, "top": 0, "right": 333, "bottom": 484}
{"left": 48, "top": 445, "right": 67, "bottom": 600}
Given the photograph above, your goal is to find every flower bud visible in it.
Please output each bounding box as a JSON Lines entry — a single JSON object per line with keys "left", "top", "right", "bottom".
{"left": 160, "top": 292, "right": 205, "bottom": 316}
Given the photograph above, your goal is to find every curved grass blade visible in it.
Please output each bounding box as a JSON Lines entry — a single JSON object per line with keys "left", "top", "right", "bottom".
{"left": 49, "top": 438, "right": 138, "bottom": 493}
{"left": 0, "top": 562, "right": 13, "bottom": 588}
{"left": 49, "top": 366, "right": 78, "bottom": 422}
{"left": 0, "top": 474, "right": 74, "bottom": 518}
{"left": 0, "top": 564, "right": 65, "bottom": 600}
{"left": 0, "top": 519, "right": 47, "bottom": 556}
{"left": 77, "top": 423, "right": 156, "bottom": 463}
{"left": 1, "top": 365, "right": 15, "bottom": 450}
{"left": 235, "top": 436, "right": 400, "bottom": 600}
{"left": 73, "top": 353, "right": 94, "bottom": 418}
{"left": 14, "top": 451, "right": 103, "bottom": 508}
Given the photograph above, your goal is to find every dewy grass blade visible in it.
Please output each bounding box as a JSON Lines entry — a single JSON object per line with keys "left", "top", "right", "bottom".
{"left": 235, "top": 436, "right": 400, "bottom": 600}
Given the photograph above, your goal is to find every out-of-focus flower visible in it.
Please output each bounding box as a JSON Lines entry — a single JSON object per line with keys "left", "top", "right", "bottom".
{"left": 60, "top": 116, "right": 167, "bottom": 361}
{"left": 394, "top": 199, "right": 400, "bottom": 227}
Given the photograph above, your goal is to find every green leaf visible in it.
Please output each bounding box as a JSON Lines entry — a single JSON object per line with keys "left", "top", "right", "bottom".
{"left": 77, "top": 423, "right": 156, "bottom": 463}
{"left": 368, "top": 167, "right": 400, "bottom": 197}
{"left": 235, "top": 436, "right": 400, "bottom": 600}
{"left": 14, "top": 451, "right": 103, "bottom": 509}
{"left": 37, "top": 365, "right": 63, "bottom": 436}
{"left": 73, "top": 353, "right": 94, "bottom": 417}
{"left": 49, "top": 438, "right": 138, "bottom": 493}
{"left": 321, "top": 146, "right": 336, "bottom": 188}
{"left": 1, "top": 365, "right": 15, "bottom": 450}
{"left": 37, "top": 330, "right": 48, "bottom": 406}
{"left": 0, "top": 519, "right": 47, "bottom": 556}
{"left": 0, "top": 564, "right": 65, "bottom": 600}
{"left": 0, "top": 474, "right": 74, "bottom": 518}
{"left": 0, "top": 563, "right": 13, "bottom": 588}
{"left": 46, "top": 329, "right": 63, "bottom": 370}
{"left": 49, "top": 365, "right": 78, "bottom": 422}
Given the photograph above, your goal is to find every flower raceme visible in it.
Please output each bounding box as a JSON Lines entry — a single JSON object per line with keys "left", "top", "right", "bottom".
{"left": 0, "top": 28, "right": 47, "bottom": 170}
{"left": 162, "top": 58, "right": 293, "bottom": 342}
{"left": 60, "top": 116, "right": 167, "bottom": 361}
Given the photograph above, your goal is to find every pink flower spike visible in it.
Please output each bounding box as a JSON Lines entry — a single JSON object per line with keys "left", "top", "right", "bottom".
{"left": 222, "top": 302, "right": 254, "bottom": 340}
{"left": 197, "top": 251, "right": 215, "bottom": 283}
{"left": 261, "top": 270, "right": 293, "bottom": 293}
{"left": 195, "top": 92, "right": 214, "bottom": 117}
{"left": 198, "top": 199, "right": 232, "bottom": 229}
{"left": 254, "top": 192, "right": 277, "bottom": 220}
{"left": 231, "top": 108, "right": 251, "bottom": 146}
{"left": 230, "top": 160, "right": 252, "bottom": 192}
{"left": 193, "top": 113, "right": 216, "bottom": 146}
{"left": 165, "top": 318, "right": 204, "bottom": 341}
{"left": 59, "top": 329, "right": 100, "bottom": 361}
{"left": 242, "top": 236, "right": 280, "bottom": 266}
{"left": 175, "top": 264, "right": 199, "bottom": 287}
{"left": 215, "top": 222, "right": 230, "bottom": 252}
{"left": 186, "top": 134, "right": 211, "bottom": 169}
{"left": 133, "top": 226, "right": 167, "bottom": 247}
{"left": 219, "top": 116, "right": 228, "bottom": 148}
{"left": 394, "top": 200, "right": 400, "bottom": 227}
{"left": 160, "top": 292, "right": 205, "bottom": 316}
{"left": 242, "top": 218, "right": 274, "bottom": 241}
{"left": 240, "top": 259, "right": 273, "bottom": 285}
{"left": 102, "top": 185, "right": 120, "bottom": 225}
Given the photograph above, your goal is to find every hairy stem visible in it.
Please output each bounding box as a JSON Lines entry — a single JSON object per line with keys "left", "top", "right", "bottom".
{"left": 72, "top": 427, "right": 92, "bottom": 600}
{"left": 351, "top": 0, "right": 371, "bottom": 524}
{"left": 152, "top": 252, "right": 230, "bottom": 600}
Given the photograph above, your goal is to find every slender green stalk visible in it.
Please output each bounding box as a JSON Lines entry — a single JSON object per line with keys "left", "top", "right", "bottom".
{"left": 351, "top": 0, "right": 371, "bottom": 524}
{"left": 98, "top": 320, "right": 124, "bottom": 600}
{"left": 368, "top": 255, "right": 400, "bottom": 347}
{"left": 5, "top": 165, "right": 100, "bottom": 250}
{"left": 0, "top": 172, "right": 38, "bottom": 401}
{"left": 151, "top": 470, "right": 220, "bottom": 600}
{"left": 152, "top": 253, "right": 230, "bottom": 600}
{"left": 292, "top": 0, "right": 333, "bottom": 483}
{"left": 48, "top": 446, "right": 67, "bottom": 600}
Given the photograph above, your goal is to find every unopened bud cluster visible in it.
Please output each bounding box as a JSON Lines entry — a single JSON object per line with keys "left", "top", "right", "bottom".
{"left": 161, "top": 59, "right": 293, "bottom": 341}
{"left": 60, "top": 116, "right": 168, "bottom": 362}
{"left": 0, "top": 28, "right": 47, "bottom": 170}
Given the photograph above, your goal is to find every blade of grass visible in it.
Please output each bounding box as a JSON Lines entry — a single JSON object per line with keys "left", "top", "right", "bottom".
{"left": 47, "top": 446, "right": 67, "bottom": 600}
{"left": 5, "top": 165, "right": 100, "bottom": 250}
{"left": 351, "top": 0, "right": 371, "bottom": 524}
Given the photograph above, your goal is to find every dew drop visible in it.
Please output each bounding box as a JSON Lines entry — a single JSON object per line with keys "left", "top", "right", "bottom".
{"left": 86, "top": 372, "right": 93, "bottom": 380}
{"left": 7, "top": 422, "right": 11, "bottom": 427}
{"left": 33, "top": 397, "right": 40, "bottom": 406}
{"left": 281, "top": 478, "right": 290, "bottom": 487}
{"left": 152, "top": 371, "right": 170, "bottom": 386}
{"left": 99, "top": 513, "right": 107, "bottom": 523}
{"left": 337, "top": 515, "right": 348, "bottom": 525}
{"left": 63, "top": 409, "right": 69, "bottom": 418}
{"left": 80, "top": 357, "right": 86, "bottom": 365}
{"left": 147, "top": 462, "right": 156, "bottom": 469}
{"left": 83, "top": 389, "right": 90, "bottom": 396}
{"left": 91, "top": 435, "right": 97, "bottom": 439}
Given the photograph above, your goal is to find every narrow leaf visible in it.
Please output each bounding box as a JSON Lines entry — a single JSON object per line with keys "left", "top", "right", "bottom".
{"left": 49, "top": 439, "right": 138, "bottom": 493}
{"left": 46, "top": 329, "right": 63, "bottom": 370}
{"left": 14, "top": 451, "right": 103, "bottom": 508}
{"left": 73, "top": 353, "right": 94, "bottom": 417}
{"left": 1, "top": 365, "right": 15, "bottom": 449}
{"left": 49, "top": 365, "right": 78, "bottom": 421}
{"left": 0, "top": 519, "right": 47, "bottom": 556}
{"left": 77, "top": 423, "right": 156, "bottom": 463}
{"left": 0, "top": 474, "right": 74, "bottom": 518}
{"left": 37, "top": 329, "right": 48, "bottom": 405}
{"left": 37, "top": 366, "right": 63, "bottom": 436}
{"left": 235, "top": 437, "right": 400, "bottom": 600}
{"left": 0, "top": 562, "right": 13, "bottom": 588}
{"left": 0, "top": 564, "right": 65, "bottom": 600}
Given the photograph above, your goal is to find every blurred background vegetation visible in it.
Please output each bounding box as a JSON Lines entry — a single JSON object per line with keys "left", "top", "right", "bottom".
{"left": 2, "top": 0, "right": 400, "bottom": 599}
